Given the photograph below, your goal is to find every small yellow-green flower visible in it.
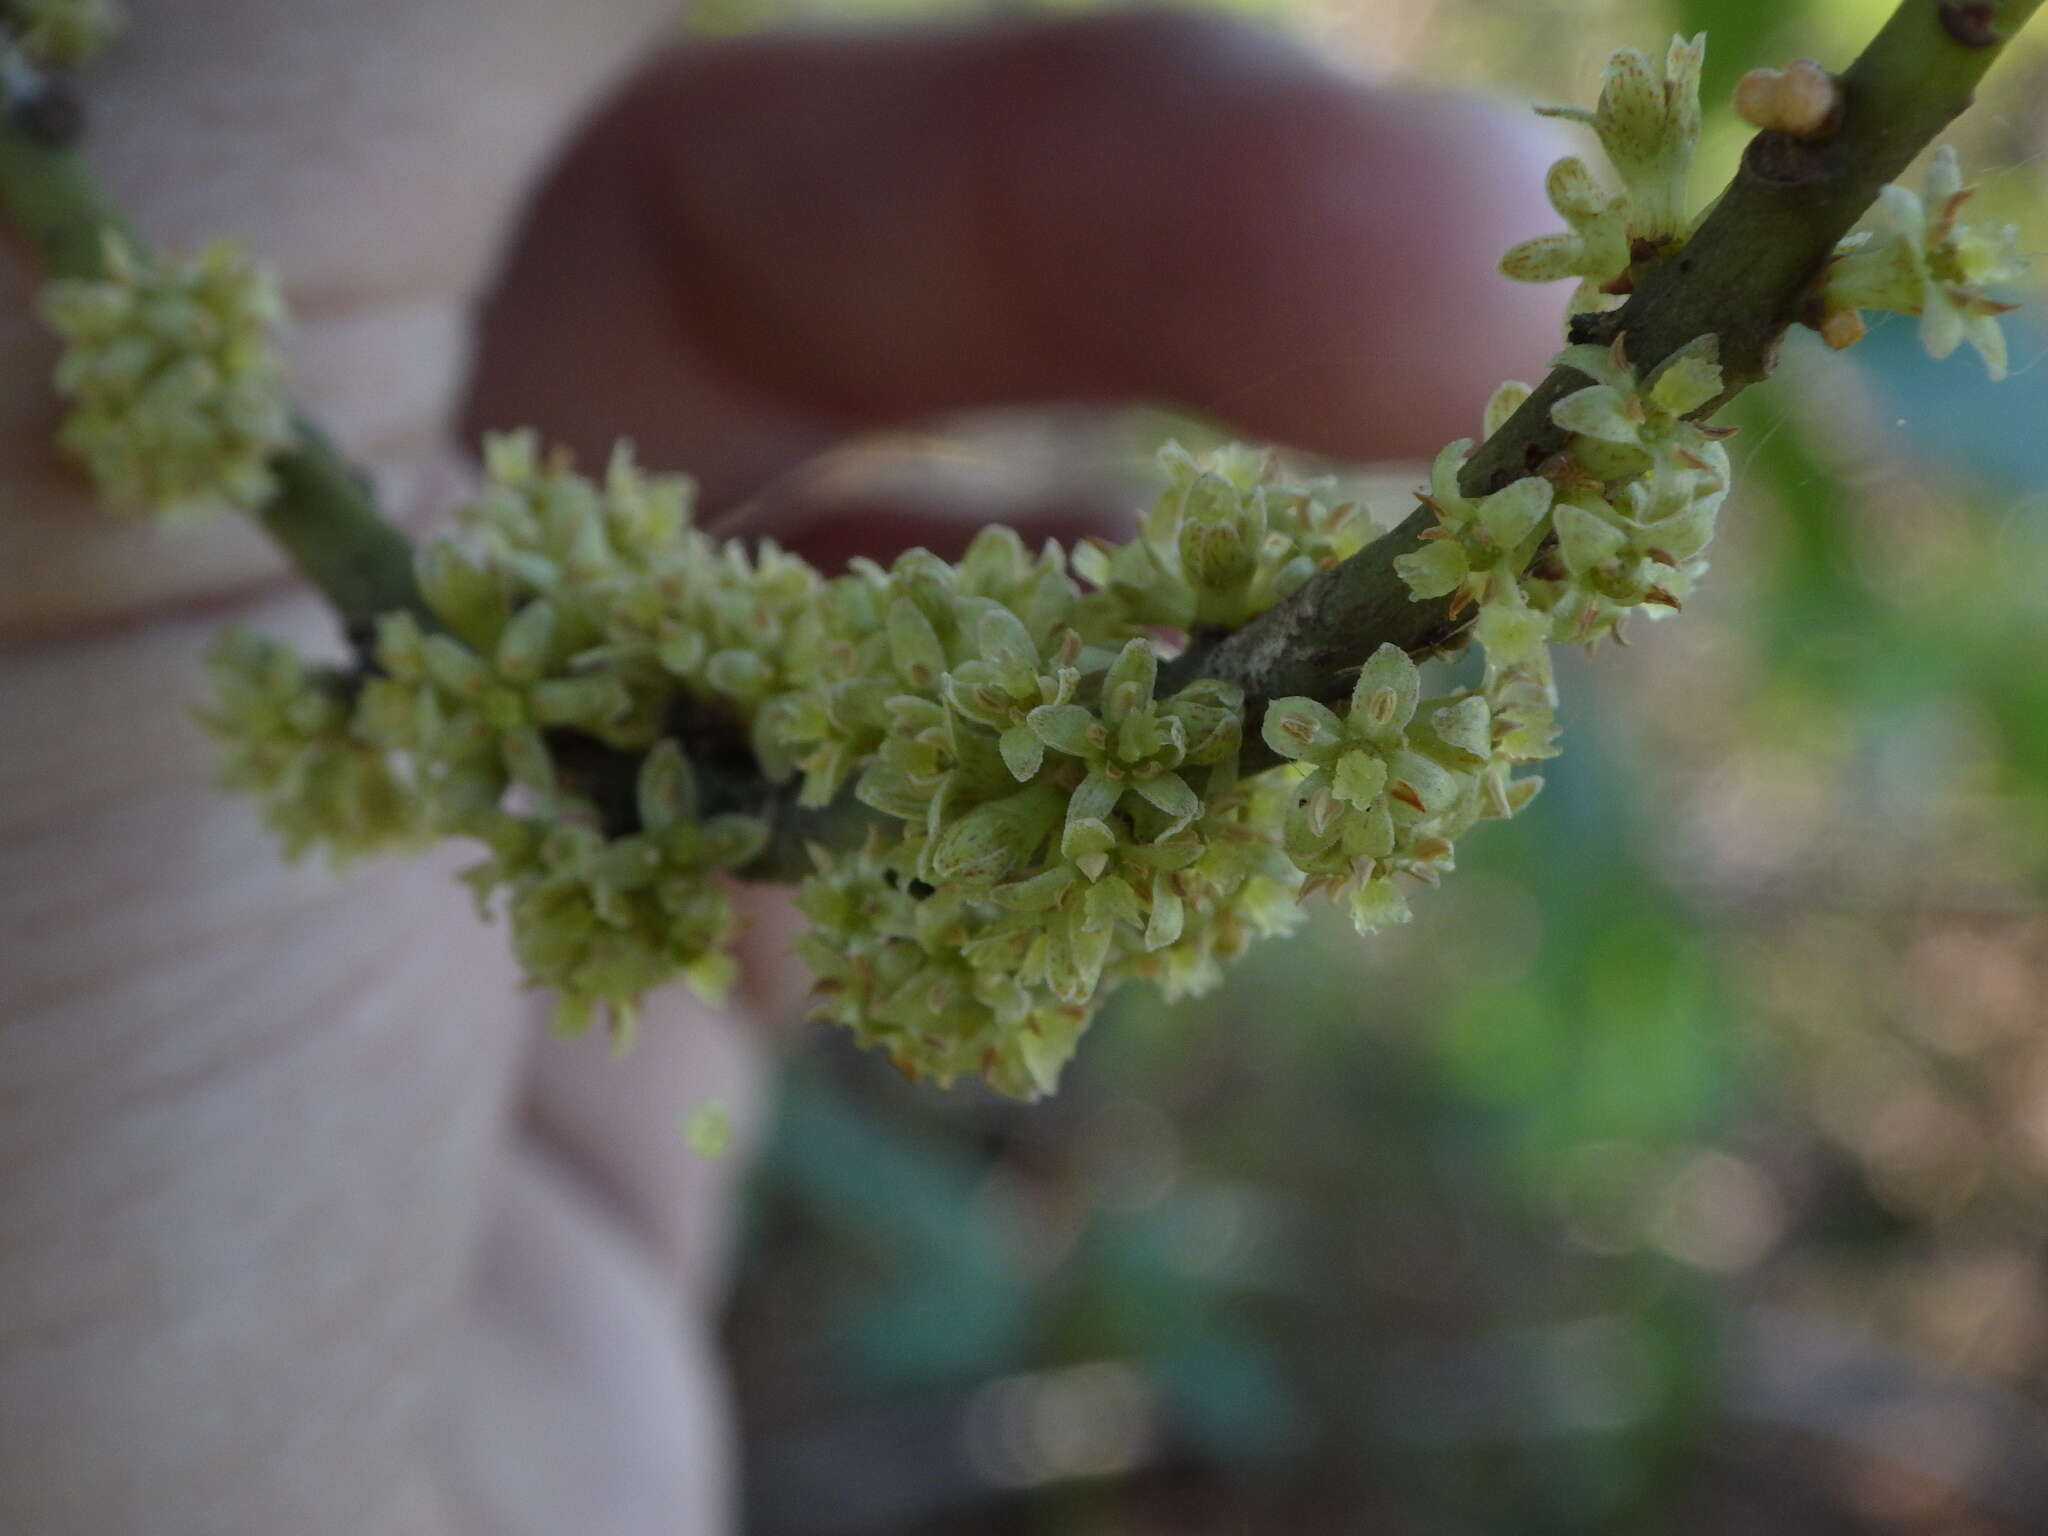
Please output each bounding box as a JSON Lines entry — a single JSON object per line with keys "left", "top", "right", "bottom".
{"left": 1498, "top": 156, "right": 1633, "bottom": 320}
{"left": 1393, "top": 440, "right": 1554, "bottom": 618}
{"left": 1821, "top": 146, "right": 2024, "bottom": 379}
{"left": 1550, "top": 333, "right": 1725, "bottom": 482}
{"left": 1537, "top": 34, "right": 1705, "bottom": 245}
{"left": 1028, "top": 639, "right": 1242, "bottom": 874}
{"left": 1261, "top": 644, "right": 1491, "bottom": 934}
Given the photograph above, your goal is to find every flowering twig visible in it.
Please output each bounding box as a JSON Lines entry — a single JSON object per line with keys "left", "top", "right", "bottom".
{"left": 0, "top": 1, "right": 2038, "bottom": 1090}
{"left": 1170, "top": 0, "right": 2044, "bottom": 768}
{"left": 4, "top": 0, "right": 2035, "bottom": 794}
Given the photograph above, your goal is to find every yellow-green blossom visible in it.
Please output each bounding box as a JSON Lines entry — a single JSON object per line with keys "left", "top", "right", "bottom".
{"left": 1537, "top": 34, "right": 1705, "bottom": 245}
{"left": 1394, "top": 441, "right": 1554, "bottom": 618}
{"left": 1261, "top": 643, "right": 1492, "bottom": 933}
{"left": 1821, "top": 146, "right": 2024, "bottom": 379}
{"left": 1550, "top": 333, "right": 1725, "bottom": 482}
{"left": 1498, "top": 156, "right": 1633, "bottom": 320}
{"left": 1028, "top": 639, "right": 1242, "bottom": 873}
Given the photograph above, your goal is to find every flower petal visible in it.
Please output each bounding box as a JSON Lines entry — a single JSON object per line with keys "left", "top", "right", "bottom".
{"left": 1260, "top": 696, "right": 1344, "bottom": 761}
{"left": 1350, "top": 643, "right": 1420, "bottom": 733}
{"left": 1475, "top": 476, "right": 1553, "bottom": 551}
{"left": 1552, "top": 384, "right": 1640, "bottom": 444}
{"left": 1000, "top": 724, "right": 1045, "bottom": 782}
{"left": 1331, "top": 749, "right": 1388, "bottom": 810}
{"left": 1068, "top": 769, "right": 1122, "bottom": 824}
{"left": 1130, "top": 770, "right": 1200, "bottom": 836}
{"left": 1393, "top": 539, "right": 1469, "bottom": 601}
{"left": 1028, "top": 703, "right": 1102, "bottom": 758}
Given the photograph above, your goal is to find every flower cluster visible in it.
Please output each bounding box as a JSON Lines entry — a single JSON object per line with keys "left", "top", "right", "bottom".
{"left": 41, "top": 236, "right": 292, "bottom": 520}
{"left": 193, "top": 27, "right": 2025, "bottom": 1100}
{"left": 1073, "top": 442, "right": 1370, "bottom": 630}
{"left": 200, "top": 630, "right": 421, "bottom": 864}
{"left": 1535, "top": 338, "right": 1732, "bottom": 640}
{"left": 1818, "top": 146, "right": 2025, "bottom": 377}
{"left": 1392, "top": 422, "right": 1554, "bottom": 623}
{"left": 1409, "top": 46, "right": 1744, "bottom": 790}
{"left": 4, "top": 0, "right": 123, "bottom": 66}
{"left": 1262, "top": 643, "right": 1521, "bottom": 936}
{"left": 207, "top": 437, "right": 785, "bottom": 1038}
{"left": 764, "top": 455, "right": 1335, "bottom": 1093}
{"left": 1502, "top": 34, "right": 1706, "bottom": 324}
{"left": 203, "top": 437, "right": 1366, "bottom": 1090}
{"left": 456, "top": 745, "right": 766, "bottom": 1045}
{"left": 1391, "top": 338, "right": 1733, "bottom": 791}
{"left": 1392, "top": 388, "right": 1565, "bottom": 762}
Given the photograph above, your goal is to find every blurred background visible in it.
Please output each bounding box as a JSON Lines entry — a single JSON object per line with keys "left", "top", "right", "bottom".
{"left": 699, "top": 1, "right": 2048, "bottom": 1530}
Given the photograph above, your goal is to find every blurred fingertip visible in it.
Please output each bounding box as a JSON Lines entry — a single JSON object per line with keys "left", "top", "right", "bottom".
{"left": 1004, "top": 57, "right": 1582, "bottom": 460}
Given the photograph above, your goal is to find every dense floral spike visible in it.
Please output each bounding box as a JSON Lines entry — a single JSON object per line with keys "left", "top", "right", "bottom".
{"left": 40, "top": 237, "right": 291, "bottom": 520}
{"left": 4, "top": 0, "right": 123, "bottom": 66}
{"left": 364, "top": 440, "right": 796, "bottom": 1039}
{"left": 1819, "top": 146, "right": 2025, "bottom": 378}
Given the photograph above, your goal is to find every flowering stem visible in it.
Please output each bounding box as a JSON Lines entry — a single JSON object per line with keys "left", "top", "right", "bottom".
{"left": 1169, "top": 0, "right": 2043, "bottom": 771}
{"left": 3, "top": 0, "right": 2040, "bottom": 857}
{"left": 0, "top": 82, "right": 432, "bottom": 648}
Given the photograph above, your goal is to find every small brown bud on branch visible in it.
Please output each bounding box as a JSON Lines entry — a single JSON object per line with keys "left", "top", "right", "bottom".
{"left": 1732, "top": 60, "right": 1841, "bottom": 137}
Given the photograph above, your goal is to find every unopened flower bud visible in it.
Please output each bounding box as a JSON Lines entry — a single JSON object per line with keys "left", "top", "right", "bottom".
{"left": 1732, "top": 60, "right": 1839, "bottom": 137}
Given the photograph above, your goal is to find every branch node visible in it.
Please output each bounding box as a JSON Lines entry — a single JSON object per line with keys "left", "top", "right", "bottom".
{"left": 1567, "top": 309, "right": 1624, "bottom": 347}
{"left": 1939, "top": 1, "right": 2004, "bottom": 46}
{"left": 1745, "top": 131, "right": 1831, "bottom": 185}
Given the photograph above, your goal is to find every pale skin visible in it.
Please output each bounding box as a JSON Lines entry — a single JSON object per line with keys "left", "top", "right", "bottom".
{"left": 0, "top": 3, "right": 1564, "bottom": 1531}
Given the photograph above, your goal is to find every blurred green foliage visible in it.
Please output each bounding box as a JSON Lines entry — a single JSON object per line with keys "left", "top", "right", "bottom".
{"left": 714, "top": 1, "right": 2048, "bottom": 1531}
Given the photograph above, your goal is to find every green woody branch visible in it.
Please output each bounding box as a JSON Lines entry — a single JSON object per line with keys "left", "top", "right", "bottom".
{"left": 1168, "top": 0, "right": 2044, "bottom": 769}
